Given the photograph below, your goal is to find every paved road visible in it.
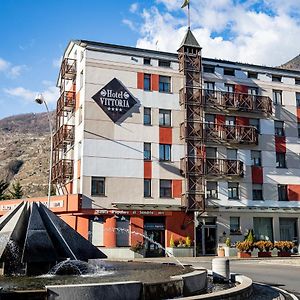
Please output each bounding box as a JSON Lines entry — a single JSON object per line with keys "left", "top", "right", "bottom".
{"left": 139, "top": 257, "right": 300, "bottom": 298}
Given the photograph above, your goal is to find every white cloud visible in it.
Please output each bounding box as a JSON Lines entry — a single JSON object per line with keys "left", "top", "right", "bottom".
{"left": 0, "top": 58, "right": 10, "bottom": 71}
{"left": 132, "top": 0, "right": 300, "bottom": 66}
{"left": 0, "top": 57, "right": 26, "bottom": 78}
{"left": 52, "top": 57, "right": 62, "bottom": 68}
{"left": 130, "top": 2, "right": 139, "bottom": 13}
{"left": 4, "top": 85, "right": 59, "bottom": 104}
{"left": 123, "top": 19, "right": 137, "bottom": 31}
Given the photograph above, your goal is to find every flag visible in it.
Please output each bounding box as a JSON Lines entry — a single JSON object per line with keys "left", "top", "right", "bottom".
{"left": 181, "top": 0, "right": 190, "bottom": 8}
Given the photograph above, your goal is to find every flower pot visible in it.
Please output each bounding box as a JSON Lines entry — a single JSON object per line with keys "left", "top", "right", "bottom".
{"left": 218, "top": 248, "right": 225, "bottom": 257}
{"left": 238, "top": 252, "right": 251, "bottom": 258}
{"left": 258, "top": 251, "right": 272, "bottom": 257}
{"left": 278, "top": 251, "right": 291, "bottom": 257}
{"left": 224, "top": 246, "right": 230, "bottom": 257}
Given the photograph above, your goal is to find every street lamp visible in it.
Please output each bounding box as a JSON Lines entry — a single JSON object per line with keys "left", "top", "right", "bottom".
{"left": 35, "top": 93, "right": 53, "bottom": 208}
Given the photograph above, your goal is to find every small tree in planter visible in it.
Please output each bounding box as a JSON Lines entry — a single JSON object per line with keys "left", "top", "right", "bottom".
{"left": 236, "top": 241, "right": 253, "bottom": 258}
{"left": 223, "top": 237, "right": 231, "bottom": 257}
{"left": 274, "top": 241, "right": 294, "bottom": 257}
{"left": 255, "top": 241, "right": 273, "bottom": 257}
{"left": 130, "top": 241, "right": 145, "bottom": 257}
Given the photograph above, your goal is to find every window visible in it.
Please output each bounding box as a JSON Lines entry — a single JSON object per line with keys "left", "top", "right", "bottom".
{"left": 230, "top": 217, "right": 241, "bottom": 234}
{"left": 249, "top": 118, "right": 260, "bottom": 133}
{"left": 144, "top": 74, "right": 151, "bottom": 91}
{"left": 144, "top": 179, "right": 151, "bottom": 197}
{"left": 227, "top": 149, "right": 237, "bottom": 160}
{"left": 204, "top": 81, "right": 215, "bottom": 91}
{"left": 159, "top": 60, "right": 171, "bottom": 67}
{"left": 248, "top": 87, "right": 258, "bottom": 95}
{"left": 80, "top": 51, "right": 84, "bottom": 62}
{"left": 206, "top": 147, "right": 217, "bottom": 158}
{"left": 159, "top": 109, "right": 171, "bottom": 126}
{"left": 116, "top": 216, "right": 130, "bottom": 246}
{"left": 248, "top": 71, "right": 258, "bottom": 79}
{"left": 251, "top": 150, "right": 261, "bottom": 166}
{"left": 225, "top": 116, "right": 235, "bottom": 126}
{"left": 144, "top": 58, "right": 151, "bottom": 65}
{"left": 253, "top": 184, "right": 263, "bottom": 200}
{"left": 274, "top": 120, "right": 284, "bottom": 136}
{"left": 298, "top": 123, "right": 300, "bottom": 138}
{"left": 224, "top": 68, "right": 235, "bottom": 76}
{"left": 144, "top": 143, "right": 151, "bottom": 160}
{"left": 91, "top": 177, "right": 105, "bottom": 196}
{"left": 159, "top": 144, "right": 171, "bottom": 161}
{"left": 295, "top": 79, "right": 300, "bottom": 85}
{"left": 144, "top": 107, "right": 151, "bottom": 125}
{"left": 296, "top": 92, "right": 300, "bottom": 107}
{"left": 272, "top": 75, "right": 282, "bottom": 82}
{"left": 159, "top": 76, "right": 171, "bottom": 93}
{"left": 276, "top": 152, "right": 286, "bottom": 168}
{"left": 203, "top": 65, "right": 215, "bottom": 73}
{"left": 228, "top": 182, "right": 239, "bottom": 199}
{"left": 225, "top": 83, "right": 235, "bottom": 93}
{"left": 205, "top": 114, "right": 215, "bottom": 124}
{"left": 206, "top": 181, "right": 218, "bottom": 199}
{"left": 160, "top": 180, "right": 172, "bottom": 198}
{"left": 278, "top": 184, "right": 288, "bottom": 201}
{"left": 273, "top": 90, "right": 282, "bottom": 105}
{"left": 253, "top": 217, "right": 273, "bottom": 241}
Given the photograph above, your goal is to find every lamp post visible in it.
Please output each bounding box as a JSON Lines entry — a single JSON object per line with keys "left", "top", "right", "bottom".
{"left": 35, "top": 93, "right": 53, "bottom": 209}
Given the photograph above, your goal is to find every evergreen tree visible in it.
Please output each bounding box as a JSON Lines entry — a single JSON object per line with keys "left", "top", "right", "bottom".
{"left": 0, "top": 180, "right": 9, "bottom": 200}
{"left": 9, "top": 181, "right": 24, "bottom": 199}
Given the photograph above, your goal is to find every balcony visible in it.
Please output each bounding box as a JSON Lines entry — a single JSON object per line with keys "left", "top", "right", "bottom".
{"left": 181, "top": 192, "right": 205, "bottom": 211}
{"left": 52, "top": 159, "right": 73, "bottom": 183}
{"left": 53, "top": 125, "right": 75, "bottom": 149}
{"left": 204, "top": 89, "right": 272, "bottom": 114}
{"left": 181, "top": 157, "right": 244, "bottom": 177}
{"left": 60, "top": 58, "right": 76, "bottom": 80}
{"left": 57, "top": 91, "right": 76, "bottom": 115}
{"left": 180, "top": 122, "right": 258, "bottom": 144}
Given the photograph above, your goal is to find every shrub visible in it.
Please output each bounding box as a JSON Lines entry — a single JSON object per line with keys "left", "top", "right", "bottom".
{"left": 185, "top": 236, "right": 191, "bottom": 247}
{"left": 245, "top": 229, "right": 255, "bottom": 243}
{"left": 274, "top": 241, "right": 294, "bottom": 252}
{"left": 225, "top": 237, "right": 231, "bottom": 247}
{"left": 170, "top": 234, "right": 175, "bottom": 247}
{"left": 236, "top": 240, "right": 254, "bottom": 252}
{"left": 254, "top": 241, "right": 273, "bottom": 252}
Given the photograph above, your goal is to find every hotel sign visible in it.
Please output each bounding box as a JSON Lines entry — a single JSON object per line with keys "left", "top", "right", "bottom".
{"left": 92, "top": 78, "right": 137, "bottom": 123}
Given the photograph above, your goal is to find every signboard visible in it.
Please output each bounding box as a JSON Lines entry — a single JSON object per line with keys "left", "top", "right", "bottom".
{"left": 94, "top": 209, "right": 172, "bottom": 217}
{"left": 92, "top": 78, "right": 138, "bottom": 123}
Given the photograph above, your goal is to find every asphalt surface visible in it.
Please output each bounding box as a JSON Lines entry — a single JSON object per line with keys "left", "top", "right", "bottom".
{"left": 136, "top": 256, "right": 300, "bottom": 299}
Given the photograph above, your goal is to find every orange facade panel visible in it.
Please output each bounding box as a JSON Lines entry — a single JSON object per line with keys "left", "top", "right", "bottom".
{"left": 172, "top": 180, "right": 182, "bottom": 198}
{"left": 130, "top": 216, "right": 144, "bottom": 245}
{"left": 75, "top": 91, "right": 80, "bottom": 111}
{"left": 144, "top": 161, "right": 152, "bottom": 179}
{"left": 151, "top": 74, "right": 159, "bottom": 91}
{"left": 103, "top": 216, "right": 117, "bottom": 247}
{"left": 159, "top": 127, "right": 172, "bottom": 144}
{"left": 137, "top": 72, "right": 144, "bottom": 89}
{"left": 275, "top": 136, "right": 286, "bottom": 153}
{"left": 77, "top": 159, "right": 81, "bottom": 179}
{"left": 77, "top": 216, "right": 89, "bottom": 239}
{"left": 216, "top": 114, "right": 225, "bottom": 125}
{"left": 251, "top": 166, "right": 263, "bottom": 184}
{"left": 288, "top": 185, "right": 300, "bottom": 201}
{"left": 297, "top": 108, "right": 300, "bottom": 122}
{"left": 235, "top": 84, "right": 248, "bottom": 93}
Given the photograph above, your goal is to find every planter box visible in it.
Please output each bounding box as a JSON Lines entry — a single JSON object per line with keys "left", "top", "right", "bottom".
{"left": 218, "top": 248, "right": 225, "bottom": 257}
{"left": 238, "top": 252, "right": 251, "bottom": 258}
{"left": 278, "top": 251, "right": 291, "bottom": 257}
{"left": 258, "top": 251, "right": 272, "bottom": 257}
{"left": 166, "top": 247, "right": 194, "bottom": 257}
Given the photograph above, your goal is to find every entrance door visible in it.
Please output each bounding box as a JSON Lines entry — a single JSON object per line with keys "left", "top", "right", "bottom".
{"left": 144, "top": 230, "right": 165, "bottom": 257}
{"left": 196, "top": 218, "right": 217, "bottom": 256}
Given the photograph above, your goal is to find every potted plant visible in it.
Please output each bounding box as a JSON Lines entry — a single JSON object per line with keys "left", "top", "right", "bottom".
{"left": 130, "top": 241, "right": 145, "bottom": 258}
{"left": 224, "top": 237, "right": 231, "bottom": 257}
{"left": 236, "top": 240, "right": 253, "bottom": 258}
{"left": 218, "top": 246, "right": 225, "bottom": 257}
{"left": 274, "top": 241, "right": 294, "bottom": 257}
{"left": 167, "top": 235, "right": 194, "bottom": 257}
{"left": 255, "top": 241, "right": 273, "bottom": 257}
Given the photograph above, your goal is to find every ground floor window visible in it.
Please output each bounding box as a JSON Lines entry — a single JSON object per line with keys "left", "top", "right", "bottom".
{"left": 279, "top": 218, "right": 298, "bottom": 242}
{"left": 230, "top": 217, "right": 241, "bottom": 234}
{"left": 116, "top": 216, "right": 130, "bottom": 247}
{"left": 253, "top": 217, "right": 273, "bottom": 241}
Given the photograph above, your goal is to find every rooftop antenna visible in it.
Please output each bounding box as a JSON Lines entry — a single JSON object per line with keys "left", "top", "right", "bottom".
{"left": 181, "top": 0, "right": 190, "bottom": 29}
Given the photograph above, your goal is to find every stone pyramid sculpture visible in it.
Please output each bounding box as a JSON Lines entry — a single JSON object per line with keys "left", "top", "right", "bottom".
{"left": 0, "top": 201, "right": 106, "bottom": 275}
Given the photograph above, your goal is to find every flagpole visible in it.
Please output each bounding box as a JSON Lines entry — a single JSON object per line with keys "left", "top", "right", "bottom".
{"left": 188, "top": 3, "right": 190, "bottom": 29}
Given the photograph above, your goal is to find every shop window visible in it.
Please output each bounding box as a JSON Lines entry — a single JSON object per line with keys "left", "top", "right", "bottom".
{"left": 230, "top": 217, "right": 241, "bottom": 234}
{"left": 253, "top": 217, "right": 273, "bottom": 241}
{"left": 274, "top": 120, "right": 284, "bottom": 136}
{"left": 224, "top": 68, "right": 235, "bottom": 76}
{"left": 206, "top": 181, "right": 218, "bottom": 199}
{"left": 278, "top": 184, "right": 288, "bottom": 201}
{"left": 251, "top": 150, "right": 261, "bottom": 166}
{"left": 160, "top": 180, "right": 172, "bottom": 198}
{"left": 253, "top": 184, "right": 263, "bottom": 200}
{"left": 203, "top": 65, "right": 215, "bottom": 73}
{"left": 144, "top": 179, "right": 151, "bottom": 197}
{"left": 144, "top": 107, "right": 151, "bottom": 125}
{"left": 249, "top": 118, "right": 260, "bottom": 133}
{"left": 91, "top": 177, "right": 105, "bottom": 196}
{"left": 228, "top": 182, "right": 239, "bottom": 199}
{"left": 144, "top": 143, "right": 151, "bottom": 160}
{"left": 159, "top": 76, "right": 171, "bottom": 93}
{"left": 276, "top": 152, "right": 286, "bottom": 168}
{"left": 273, "top": 90, "right": 282, "bottom": 105}
{"left": 116, "top": 216, "right": 130, "bottom": 247}
{"left": 144, "top": 74, "right": 151, "bottom": 91}
{"left": 159, "top": 109, "right": 171, "bottom": 126}
{"left": 159, "top": 144, "right": 171, "bottom": 161}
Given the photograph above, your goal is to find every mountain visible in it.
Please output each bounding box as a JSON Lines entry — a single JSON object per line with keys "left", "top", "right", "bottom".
{"left": 0, "top": 112, "right": 54, "bottom": 198}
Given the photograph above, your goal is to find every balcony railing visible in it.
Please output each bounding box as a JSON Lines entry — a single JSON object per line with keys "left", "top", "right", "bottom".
{"left": 61, "top": 58, "right": 76, "bottom": 80}
{"left": 53, "top": 125, "right": 75, "bottom": 149}
{"left": 179, "top": 88, "right": 272, "bottom": 114}
{"left": 57, "top": 91, "right": 76, "bottom": 115}
{"left": 181, "top": 157, "right": 244, "bottom": 177}
{"left": 180, "top": 122, "right": 258, "bottom": 144}
{"left": 181, "top": 193, "right": 205, "bottom": 211}
{"left": 52, "top": 159, "right": 73, "bottom": 183}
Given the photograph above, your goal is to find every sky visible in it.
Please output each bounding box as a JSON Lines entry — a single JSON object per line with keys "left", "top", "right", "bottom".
{"left": 1, "top": 0, "right": 300, "bottom": 119}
